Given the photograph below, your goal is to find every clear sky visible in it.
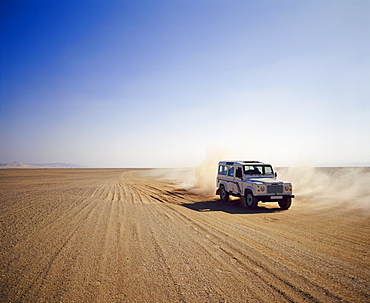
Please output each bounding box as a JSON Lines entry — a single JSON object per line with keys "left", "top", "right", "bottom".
{"left": 1, "top": 0, "right": 369, "bottom": 167}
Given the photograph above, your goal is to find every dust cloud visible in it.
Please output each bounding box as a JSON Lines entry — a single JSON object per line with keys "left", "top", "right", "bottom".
{"left": 146, "top": 149, "right": 229, "bottom": 196}
{"left": 149, "top": 158, "right": 370, "bottom": 214}
{"left": 189, "top": 158, "right": 370, "bottom": 213}
{"left": 278, "top": 166, "right": 370, "bottom": 213}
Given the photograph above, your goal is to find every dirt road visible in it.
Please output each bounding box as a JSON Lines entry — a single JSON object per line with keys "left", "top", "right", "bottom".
{"left": 1, "top": 169, "right": 369, "bottom": 302}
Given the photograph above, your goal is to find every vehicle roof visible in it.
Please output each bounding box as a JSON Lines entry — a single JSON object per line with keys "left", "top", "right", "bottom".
{"left": 218, "top": 160, "right": 269, "bottom": 166}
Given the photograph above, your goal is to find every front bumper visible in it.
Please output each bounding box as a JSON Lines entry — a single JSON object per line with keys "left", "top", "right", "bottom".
{"left": 257, "top": 194, "right": 294, "bottom": 202}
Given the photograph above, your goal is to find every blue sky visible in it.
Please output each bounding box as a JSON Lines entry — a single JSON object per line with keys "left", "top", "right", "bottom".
{"left": 1, "top": 0, "right": 369, "bottom": 167}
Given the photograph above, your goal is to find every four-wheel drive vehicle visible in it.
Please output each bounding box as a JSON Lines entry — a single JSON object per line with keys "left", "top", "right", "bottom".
{"left": 216, "top": 160, "right": 294, "bottom": 209}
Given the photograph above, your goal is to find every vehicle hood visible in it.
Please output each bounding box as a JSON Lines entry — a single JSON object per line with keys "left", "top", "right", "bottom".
{"left": 247, "top": 177, "right": 283, "bottom": 185}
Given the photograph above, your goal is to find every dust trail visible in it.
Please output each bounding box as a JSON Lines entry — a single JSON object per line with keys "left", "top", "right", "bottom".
{"left": 278, "top": 166, "right": 370, "bottom": 213}
{"left": 146, "top": 153, "right": 370, "bottom": 214}
{"left": 145, "top": 168, "right": 197, "bottom": 191}
{"left": 184, "top": 148, "right": 233, "bottom": 196}
{"left": 145, "top": 149, "right": 229, "bottom": 196}
{"left": 145, "top": 165, "right": 219, "bottom": 197}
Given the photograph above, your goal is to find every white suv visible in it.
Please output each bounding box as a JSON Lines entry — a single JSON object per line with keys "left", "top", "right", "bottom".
{"left": 216, "top": 160, "right": 294, "bottom": 209}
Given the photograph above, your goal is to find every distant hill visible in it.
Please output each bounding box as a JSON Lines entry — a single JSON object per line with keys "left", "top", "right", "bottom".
{"left": 0, "top": 162, "right": 84, "bottom": 169}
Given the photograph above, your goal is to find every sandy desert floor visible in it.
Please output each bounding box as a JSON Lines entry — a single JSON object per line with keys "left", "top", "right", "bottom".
{"left": 0, "top": 168, "right": 369, "bottom": 302}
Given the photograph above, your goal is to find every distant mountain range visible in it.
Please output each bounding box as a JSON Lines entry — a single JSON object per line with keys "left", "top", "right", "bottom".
{"left": 0, "top": 162, "right": 85, "bottom": 169}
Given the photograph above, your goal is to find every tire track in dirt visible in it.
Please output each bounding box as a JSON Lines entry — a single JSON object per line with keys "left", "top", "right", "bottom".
{"left": 1, "top": 169, "right": 369, "bottom": 302}
{"left": 119, "top": 173, "right": 321, "bottom": 301}
{"left": 172, "top": 204, "right": 358, "bottom": 302}
{"left": 2, "top": 194, "right": 105, "bottom": 301}
{"left": 140, "top": 193, "right": 341, "bottom": 302}
{"left": 122, "top": 170, "right": 369, "bottom": 302}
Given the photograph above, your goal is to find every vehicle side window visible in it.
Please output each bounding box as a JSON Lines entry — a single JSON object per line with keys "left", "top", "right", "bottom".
{"left": 236, "top": 167, "right": 242, "bottom": 178}
{"left": 219, "top": 165, "right": 227, "bottom": 175}
{"left": 228, "top": 166, "right": 235, "bottom": 177}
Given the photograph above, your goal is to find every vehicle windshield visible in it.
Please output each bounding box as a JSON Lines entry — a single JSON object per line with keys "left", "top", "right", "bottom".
{"left": 244, "top": 165, "right": 274, "bottom": 175}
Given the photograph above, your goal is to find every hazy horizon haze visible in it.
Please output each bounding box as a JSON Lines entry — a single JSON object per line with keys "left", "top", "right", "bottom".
{"left": 1, "top": 1, "right": 369, "bottom": 168}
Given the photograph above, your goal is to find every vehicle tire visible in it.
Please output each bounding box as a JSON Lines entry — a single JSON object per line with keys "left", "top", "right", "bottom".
{"left": 278, "top": 196, "right": 292, "bottom": 210}
{"left": 245, "top": 190, "right": 258, "bottom": 209}
{"left": 219, "top": 185, "right": 229, "bottom": 202}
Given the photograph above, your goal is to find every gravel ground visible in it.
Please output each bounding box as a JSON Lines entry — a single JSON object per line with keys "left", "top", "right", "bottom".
{"left": 1, "top": 168, "right": 369, "bottom": 302}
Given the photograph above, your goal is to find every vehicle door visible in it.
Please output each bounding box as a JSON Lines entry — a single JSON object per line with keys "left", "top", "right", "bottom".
{"left": 227, "top": 166, "right": 235, "bottom": 193}
{"left": 234, "top": 166, "right": 243, "bottom": 195}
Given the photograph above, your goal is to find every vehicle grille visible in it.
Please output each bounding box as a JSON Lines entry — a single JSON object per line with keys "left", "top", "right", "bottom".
{"left": 267, "top": 185, "right": 283, "bottom": 194}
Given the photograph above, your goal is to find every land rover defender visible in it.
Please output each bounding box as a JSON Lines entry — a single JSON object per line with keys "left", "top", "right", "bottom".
{"left": 216, "top": 160, "right": 294, "bottom": 209}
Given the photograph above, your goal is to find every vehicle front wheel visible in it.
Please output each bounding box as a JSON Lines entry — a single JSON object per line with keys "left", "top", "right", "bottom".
{"left": 245, "top": 190, "right": 258, "bottom": 209}
{"left": 278, "top": 196, "right": 292, "bottom": 210}
{"left": 219, "top": 185, "right": 229, "bottom": 202}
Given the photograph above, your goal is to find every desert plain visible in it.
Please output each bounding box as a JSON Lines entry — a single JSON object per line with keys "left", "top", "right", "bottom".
{"left": 0, "top": 167, "right": 369, "bottom": 302}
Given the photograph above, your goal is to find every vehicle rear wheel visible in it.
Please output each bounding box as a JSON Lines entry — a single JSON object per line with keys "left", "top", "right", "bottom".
{"left": 245, "top": 190, "right": 258, "bottom": 209}
{"left": 219, "top": 185, "right": 229, "bottom": 202}
{"left": 278, "top": 196, "right": 292, "bottom": 210}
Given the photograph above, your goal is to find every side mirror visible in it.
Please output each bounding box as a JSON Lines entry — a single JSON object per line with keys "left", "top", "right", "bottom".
{"left": 274, "top": 172, "right": 277, "bottom": 178}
